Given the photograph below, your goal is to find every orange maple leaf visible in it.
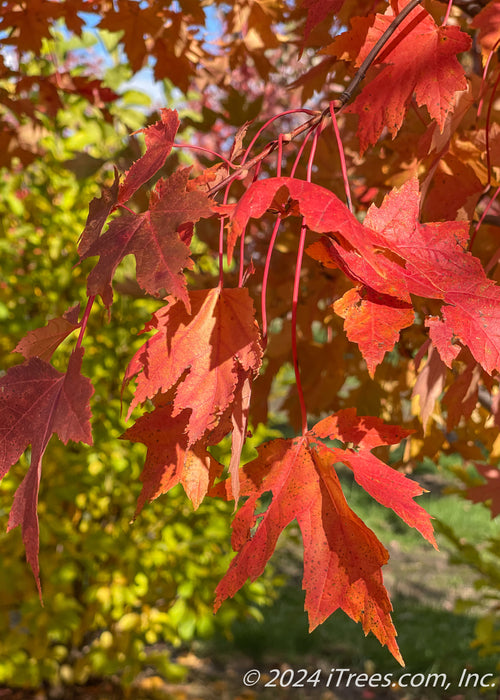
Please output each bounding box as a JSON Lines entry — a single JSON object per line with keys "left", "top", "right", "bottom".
{"left": 124, "top": 287, "right": 263, "bottom": 503}
{"left": 13, "top": 304, "right": 81, "bottom": 362}
{"left": 213, "top": 409, "right": 433, "bottom": 665}
{"left": 333, "top": 287, "right": 414, "bottom": 377}
{"left": 122, "top": 398, "right": 223, "bottom": 514}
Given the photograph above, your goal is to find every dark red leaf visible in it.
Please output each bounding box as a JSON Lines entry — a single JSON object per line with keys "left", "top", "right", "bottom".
{"left": 118, "top": 108, "right": 180, "bottom": 204}
{"left": 466, "top": 463, "right": 500, "bottom": 518}
{"left": 0, "top": 350, "right": 93, "bottom": 597}
{"left": 81, "top": 169, "right": 213, "bottom": 308}
{"left": 78, "top": 171, "right": 119, "bottom": 257}
{"left": 443, "top": 362, "right": 480, "bottom": 431}
{"left": 300, "top": 0, "right": 344, "bottom": 45}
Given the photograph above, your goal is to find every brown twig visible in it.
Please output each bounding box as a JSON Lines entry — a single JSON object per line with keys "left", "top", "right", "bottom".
{"left": 207, "top": 0, "right": 424, "bottom": 198}
{"left": 336, "top": 0, "right": 424, "bottom": 109}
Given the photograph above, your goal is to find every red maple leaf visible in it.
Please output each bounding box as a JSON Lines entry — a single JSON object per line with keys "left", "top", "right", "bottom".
{"left": 125, "top": 287, "right": 262, "bottom": 430}
{"left": 13, "top": 304, "right": 81, "bottom": 361}
{"left": 78, "top": 172, "right": 119, "bottom": 257}
{"left": 0, "top": 350, "right": 93, "bottom": 597}
{"left": 228, "top": 177, "right": 409, "bottom": 300}
{"left": 326, "top": 0, "right": 471, "bottom": 151}
{"left": 98, "top": 0, "right": 165, "bottom": 73}
{"left": 212, "top": 409, "right": 432, "bottom": 665}
{"left": 471, "top": 1, "right": 500, "bottom": 51}
{"left": 81, "top": 169, "right": 214, "bottom": 309}
{"left": 68, "top": 76, "right": 118, "bottom": 104}
{"left": 442, "top": 361, "right": 480, "bottom": 431}
{"left": 0, "top": 0, "right": 85, "bottom": 53}
{"left": 122, "top": 398, "right": 223, "bottom": 514}
{"left": 333, "top": 286, "right": 414, "bottom": 377}
{"left": 466, "top": 463, "right": 500, "bottom": 518}
{"left": 118, "top": 109, "right": 180, "bottom": 204}
{"left": 124, "top": 287, "right": 262, "bottom": 502}
{"left": 232, "top": 175, "right": 500, "bottom": 375}
{"left": 364, "top": 178, "right": 500, "bottom": 374}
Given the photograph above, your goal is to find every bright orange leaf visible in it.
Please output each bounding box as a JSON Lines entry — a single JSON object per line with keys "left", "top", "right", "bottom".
{"left": 333, "top": 286, "right": 414, "bottom": 376}
{"left": 212, "top": 409, "right": 432, "bottom": 665}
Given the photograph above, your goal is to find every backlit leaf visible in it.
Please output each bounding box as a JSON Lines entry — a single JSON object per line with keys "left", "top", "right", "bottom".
{"left": 213, "top": 409, "right": 433, "bottom": 664}
{"left": 81, "top": 169, "right": 213, "bottom": 308}
{"left": 326, "top": 0, "right": 471, "bottom": 151}
{"left": 0, "top": 350, "right": 93, "bottom": 596}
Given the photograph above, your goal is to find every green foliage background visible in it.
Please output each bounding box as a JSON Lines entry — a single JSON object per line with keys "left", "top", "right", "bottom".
{"left": 3, "top": 19, "right": 500, "bottom": 693}
{"left": 0, "top": 33, "right": 278, "bottom": 689}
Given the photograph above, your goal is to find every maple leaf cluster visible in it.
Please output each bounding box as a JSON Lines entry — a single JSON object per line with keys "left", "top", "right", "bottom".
{"left": 4, "top": 0, "right": 500, "bottom": 665}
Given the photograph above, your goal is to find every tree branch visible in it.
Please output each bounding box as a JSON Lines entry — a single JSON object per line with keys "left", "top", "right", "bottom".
{"left": 207, "top": 0, "right": 424, "bottom": 198}
{"left": 337, "top": 0, "right": 424, "bottom": 108}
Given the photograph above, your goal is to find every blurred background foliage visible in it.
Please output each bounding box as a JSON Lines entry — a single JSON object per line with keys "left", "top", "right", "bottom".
{"left": 0, "top": 31, "right": 280, "bottom": 690}
{"left": 2, "top": 4, "right": 500, "bottom": 696}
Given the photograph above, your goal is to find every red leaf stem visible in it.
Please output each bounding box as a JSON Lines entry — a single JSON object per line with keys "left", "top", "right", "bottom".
{"left": 75, "top": 296, "right": 95, "bottom": 350}
{"left": 329, "top": 101, "right": 352, "bottom": 211}
{"left": 219, "top": 207, "right": 227, "bottom": 288}
{"left": 442, "top": 0, "right": 454, "bottom": 26}
{"left": 117, "top": 203, "right": 135, "bottom": 215}
{"left": 292, "top": 124, "right": 323, "bottom": 435}
{"left": 261, "top": 135, "right": 286, "bottom": 344}
{"left": 290, "top": 129, "right": 313, "bottom": 178}
{"left": 292, "top": 222, "right": 309, "bottom": 435}
{"left": 240, "top": 109, "right": 317, "bottom": 167}
{"left": 261, "top": 216, "right": 282, "bottom": 346}
{"left": 482, "top": 186, "right": 500, "bottom": 269}
{"left": 173, "top": 142, "right": 234, "bottom": 168}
